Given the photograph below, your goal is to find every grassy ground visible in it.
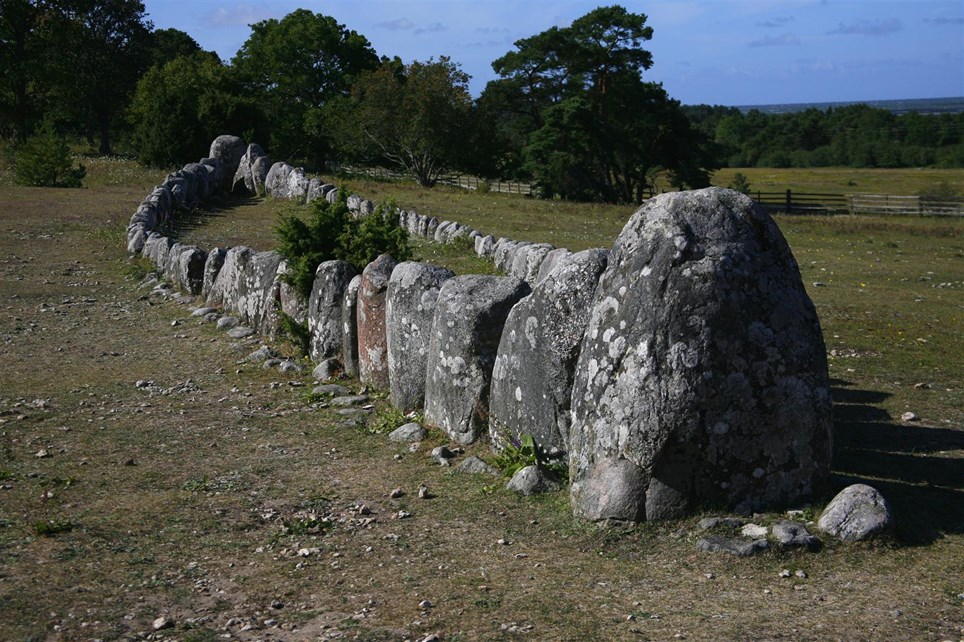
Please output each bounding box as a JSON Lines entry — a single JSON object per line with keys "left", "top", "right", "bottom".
{"left": 711, "top": 167, "right": 964, "bottom": 196}
{"left": 0, "top": 160, "right": 961, "bottom": 641}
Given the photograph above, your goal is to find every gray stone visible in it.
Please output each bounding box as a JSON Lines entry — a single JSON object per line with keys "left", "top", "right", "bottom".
{"left": 244, "top": 346, "right": 278, "bottom": 363}
{"left": 307, "top": 261, "right": 358, "bottom": 362}
{"left": 277, "top": 260, "right": 307, "bottom": 325}
{"left": 325, "top": 188, "right": 340, "bottom": 204}
{"left": 208, "top": 135, "right": 247, "bottom": 192}
{"left": 165, "top": 243, "right": 207, "bottom": 295}
{"left": 311, "top": 383, "right": 350, "bottom": 396}
{"left": 696, "top": 535, "right": 770, "bottom": 557}
{"left": 386, "top": 262, "right": 455, "bottom": 411}
{"left": 357, "top": 254, "right": 397, "bottom": 390}
{"left": 208, "top": 249, "right": 282, "bottom": 336}
{"left": 216, "top": 316, "right": 239, "bottom": 330}
{"left": 475, "top": 234, "right": 497, "bottom": 258}
{"left": 190, "top": 307, "right": 217, "bottom": 317}
{"left": 142, "top": 233, "right": 172, "bottom": 271}
{"left": 536, "top": 248, "right": 574, "bottom": 285}
{"left": 696, "top": 517, "right": 746, "bottom": 531}
{"left": 201, "top": 248, "right": 227, "bottom": 299}
{"left": 570, "top": 457, "right": 647, "bottom": 522}
{"left": 331, "top": 395, "right": 370, "bottom": 407}
{"left": 489, "top": 248, "right": 609, "bottom": 453}
{"left": 312, "top": 358, "right": 342, "bottom": 381}
{"left": 341, "top": 275, "right": 362, "bottom": 377}
{"left": 772, "top": 520, "right": 821, "bottom": 550}
{"left": 569, "top": 188, "right": 833, "bottom": 522}
{"left": 506, "top": 465, "right": 561, "bottom": 496}
{"left": 453, "top": 456, "right": 499, "bottom": 476}
{"left": 431, "top": 446, "right": 456, "bottom": 466}
{"left": 423, "top": 275, "right": 531, "bottom": 445}
{"left": 818, "top": 484, "right": 893, "bottom": 542}
{"left": 510, "top": 242, "right": 554, "bottom": 283}
{"left": 228, "top": 326, "right": 255, "bottom": 339}
{"left": 264, "top": 162, "right": 294, "bottom": 198}
{"left": 251, "top": 156, "right": 271, "bottom": 196}
{"left": 286, "top": 167, "right": 310, "bottom": 202}
{"left": 231, "top": 143, "right": 266, "bottom": 195}
{"left": 389, "top": 422, "right": 429, "bottom": 443}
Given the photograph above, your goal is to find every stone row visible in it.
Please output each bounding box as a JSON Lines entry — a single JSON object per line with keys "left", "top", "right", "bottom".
{"left": 126, "top": 135, "right": 835, "bottom": 526}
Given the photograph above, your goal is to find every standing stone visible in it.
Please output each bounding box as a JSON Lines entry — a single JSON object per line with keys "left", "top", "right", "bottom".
{"left": 357, "top": 254, "right": 398, "bottom": 389}
{"left": 510, "top": 242, "right": 554, "bottom": 283}
{"left": 201, "top": 247, "right": 227, "bottom": 299}
{"left": 489, "top": 248, "right": 609, "bottom": 452}
{"left": 206, "top": 247, "right": 283, "bottom": 334}
{"left": 251, "top": 156, "right": 271, "bottom": 196}
{"left": 232, "top": 143, "right": 266, "bottom": 195}
{"left": 142, "top": 233, "right": 172, "bottom": 271}
{"left": 286, "top": 167, "right": 310, "bottom": 202}
{"left": 818, "top": 484, "right": 893, "bottom": 542}
{"left": 537, "top": 248, "right": 573, "bottom": 285}
{"left": 386, "top": 262, "right": 455, "bottom": 411}
{"left": 341, "top": 275, "right": 362, "bottom": 377}
{"left": 209, "top": 135, "right": 246, "bottom": 192}
{"left": 307, "top": 261, "right": 358, "bottom": 362}
{"left": 264, "top": 162, "right": 293, "bottom": 198}
{"left": 166, "top": 243, "right": 207, "bottom": 295}
{"left": 569, "top": 188, "right": 833, "bottom": 522}
{"left": 277, "top": 260, "right": 307, "bottom": 324}
{"left": 423, "top": 275, "right": 531, "bottom": 445}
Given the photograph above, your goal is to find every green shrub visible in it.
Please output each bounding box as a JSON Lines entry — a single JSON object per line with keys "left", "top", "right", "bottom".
{"left": 727, "top": 172, "right": 751, "bottom": 195}
{"left": 275, "top": 191, "right": 352, "bottom": 300}
{"left": 14, "top": 122, "right": 86, "bottom": 187}
{"left": 337, "top": 200, "right": 412, "bottom": 269}
{"left": 275, "top": 190, "right": 412, "bottom": 302}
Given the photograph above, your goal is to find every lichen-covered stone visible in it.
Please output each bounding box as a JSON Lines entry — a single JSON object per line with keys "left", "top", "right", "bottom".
{"left": 165, "top": 243, "right": 207, "bottom": 295}
{"left": 357, "top": 254, "right": 398, "bottom": 389}
{"left": 341, "top": 275, "right": 362, "bottom": 376}
{"left": 569, "top": 187, "right": 833, "bottom": 522}
{"left": 264, "top": 162, "right": 294, "bottom": 198}
{"left": 307, "top": 261, "right": 358, "bottom": 362}
{"left": 509, "top": 242, "right": 554, "bottom": 283}
{"left": 423, "top": 275, "right": 531, "bottom": 445}
{"left": 386, "top": 262, "right": 455, "bottom": 411}
{"left": 536, "top": 248, "right": 573, "bottom": 285}
{"left": 489, "top": 248, "right": 608, "bottom": 452}
{"left": 209, "top": 135, "right": 246, "bottom": 192}
{"left": 277, "top": 260, "right": 307, "bottom": 324}
{"left": 201, "top": 247, "right": 227, "bottom": 299}
{"left": 818, "top": 484, "right": 893, "bottom": 542}
{"left": 206, "top": 247, "right": 283, "bottom": 335}
{"left": 142, "top": 233, "right": 172, "bottom": 271}
{"left": 232, "top": 143, "right": 266, "bottom": 195}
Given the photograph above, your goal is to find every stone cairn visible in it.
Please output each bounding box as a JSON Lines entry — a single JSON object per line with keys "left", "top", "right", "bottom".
{"left": 126, "top": 135, "right": 889, "bottom": 542}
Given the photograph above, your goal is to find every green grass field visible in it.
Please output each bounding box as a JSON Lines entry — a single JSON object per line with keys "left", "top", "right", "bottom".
{"left": 0, "top": 159, "right": 961, "bottom": 641}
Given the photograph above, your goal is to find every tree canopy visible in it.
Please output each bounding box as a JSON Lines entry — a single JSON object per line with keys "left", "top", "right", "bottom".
{"left": 483, "top": 5, "right": 715, "bottom": 202}
{"left": 231, "top": 9, "right": 379, "bottom": 167}
{"left": 331, "top": 57, "right": 474, "bottom": 187}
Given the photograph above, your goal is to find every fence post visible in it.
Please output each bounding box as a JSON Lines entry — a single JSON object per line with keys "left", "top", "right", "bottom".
{"left": 785, "top": 189, "right": 792, "bottom": 214}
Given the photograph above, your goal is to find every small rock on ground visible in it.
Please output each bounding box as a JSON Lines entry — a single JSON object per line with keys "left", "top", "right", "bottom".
{"left": 389, "top": 422, "right": 428, "bottom": 443}
{"left": 453, "top": 456, "right": 500, "bottom": 476}
{"left": 696, "top": 535, "right": 770, "bottom": 557}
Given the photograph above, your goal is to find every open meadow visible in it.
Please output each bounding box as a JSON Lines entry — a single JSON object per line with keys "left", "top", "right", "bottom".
{"left": 0, "top": 160, "right": 961, "bottom": 641}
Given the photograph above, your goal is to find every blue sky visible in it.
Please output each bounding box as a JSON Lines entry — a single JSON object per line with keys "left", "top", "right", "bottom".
{"left": 143, "top": 0, "right": 964, "bottom": 106}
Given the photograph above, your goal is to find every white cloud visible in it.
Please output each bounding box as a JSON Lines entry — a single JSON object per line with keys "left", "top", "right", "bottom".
{"left": 376, "top": 17, "right": 416, "bottom": 31}
{"left": 414, "top": 22, "right": 448, "bottom": 35}
{"left": 202, "top": 4, "right": 275, "bottom": 28}
{"left": 827, "top": 18, "right": 902, "bottom": 36}
{"left": 748, "top": 33, "right": 801, "bottom": 48}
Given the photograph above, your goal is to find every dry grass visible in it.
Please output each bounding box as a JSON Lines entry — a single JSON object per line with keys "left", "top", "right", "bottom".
{"left": 0, "top": 159, "right": 961, "bottom": 641}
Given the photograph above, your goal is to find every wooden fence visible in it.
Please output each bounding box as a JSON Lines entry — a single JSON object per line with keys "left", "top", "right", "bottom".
{"left": 751, "top": 190, "right": 963, "bottom": 217}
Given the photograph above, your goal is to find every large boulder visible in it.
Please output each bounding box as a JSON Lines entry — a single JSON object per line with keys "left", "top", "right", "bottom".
{"left": 206, "top": 247, "right": 283, "bottom": 334}
{"left": 165, "top": 243, "right": 207, "bottom": 295}
{"left": 341, "top": 275, "right": 362, "bottom": 376}
{"left": 209, "top": 135, "right": 246, "bottom": 191}
{"left": 509, "top": 242, "right": 554, "bottom": 283}
{"left": 818, "top": 484, "right": 893, "bottom": 542}
{"left": 307, "top": 261, "right": 358, "bottom": 362}
{"left": 386, "top": 262, "right": 455, "bottom": 411}
{"left": 231, "top": 143, "right": 266, "bottom": 195}
{"left": 357, "top": 254, "right": 398, "bottom": 389}
{"left": 264, "top": 162, "right": 294, "bottom": 198}
{"left": 569, "top": 188, "right": 833, "bottom": 522}
{"left": 423, "top": 275, "right": 531, "bottom": 445}
{"left": 277, "top": 260, "right": 307, "bottom": 324}
{"left": 251, "top": 156, "right": 271, "bottom": 196}
{"left": 142, "top": 233, "right": 172, "bottom": 271}
{"left": 201, "top": 247, "right": 227, "bottom": 299}
{"left": 489, "top": 248, "right": 609, "bottom": 452}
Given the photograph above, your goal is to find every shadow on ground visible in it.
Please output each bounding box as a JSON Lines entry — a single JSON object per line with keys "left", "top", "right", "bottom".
{"left": 830, "top": 378, "right": 964, "bottom": 544}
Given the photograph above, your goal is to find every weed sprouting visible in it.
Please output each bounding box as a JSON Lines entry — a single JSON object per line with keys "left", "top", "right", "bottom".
{"left": 491, "top": 433, "right": 567, "bottom": 479}
{"left": 34, "top": 519, "right": 74, "bottom": 536}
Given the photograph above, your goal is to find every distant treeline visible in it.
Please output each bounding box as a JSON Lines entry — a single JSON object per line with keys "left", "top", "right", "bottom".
{"left": 684, "top": 104, "right": 964, "bottom": 169}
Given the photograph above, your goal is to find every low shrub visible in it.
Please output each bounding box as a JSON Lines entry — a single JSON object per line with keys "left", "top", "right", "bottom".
{"left": 14, "top": 122, "right": 86, "bottom": 188}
